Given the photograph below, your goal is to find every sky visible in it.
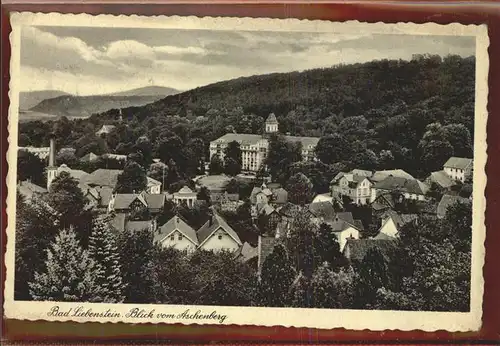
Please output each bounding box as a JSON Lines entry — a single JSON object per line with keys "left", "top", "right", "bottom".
{"left": 20, "top": 26, "right": 476, "bottom": 96}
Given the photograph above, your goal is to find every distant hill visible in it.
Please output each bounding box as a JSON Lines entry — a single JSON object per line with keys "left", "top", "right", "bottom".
{"left": 19, "top": 90, "right": 70, "bottom": 110}
{"left": 27, "top": 86, "right": 180, "bottom": 118}
{"left": 108, "top": 86, "right": 179, "bottom": 97}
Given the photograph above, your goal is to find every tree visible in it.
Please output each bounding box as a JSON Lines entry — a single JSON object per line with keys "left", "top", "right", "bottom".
{"left": 224, "top": 140, "right": 242, "bottom": 167}
{"left": 442, "top": 123, "right": 473, "bottom": 158}
{"left": 197, "top": 186, "right": 211, "bottom": 203}
{"left": 289, "top": 272, "right": 312, "bottom": 308}
{"left": 46, "top": 171, "right": 93, "bottom": 245}
{"left": 29, "top": 228, "right": 105, "bottom": 302}
{"left": 134, "top": 136, "right": 153, "bottom": 168}
{"left": 419, "top": 139, "right": 454, "bottom": 174}
{"left": 190, "top": 250, "right": 258, "bottom": 306}
{"left": 442, "top": 200, "right": 472, "bottom": 252}
{"left": 17, "top": 150, "right": 46, "bottom": 186}
{"left": 286, "top": 172, "right": 313, "bottom": 206}
{"left": 310, "top": 264, "right": 356, "bottom": 308}
{"left": 88, "top": 217, "right": 125, "bottom": 303}
{"left": 266, "top": 134, "right": 302, "bottom": 182}
{"left": 15, "top": 194, "right": 60, "bottom": 300}
{"left": 117, "top": 228, "right": 156, "bottom": 303}
{"left": 224, "top": 157, "right": 241, "bottom": 176}
{"left": 315, "top": 133, "right": 351, "bottom": 164}
{"left": 316, "top": 223, "right": 344, "bottom": 270}
{"left": 115, "top": 160, "right": 148, "bottom": 193}
{"left": 156, "top": 134, "right": 184, "bottom": 165}
{"left": 209, "top": 155, "right": 224, "bottom": 175}
{"left": 259, "top": 243, "right": 296, "bottom": 307}
{"left": 354, "top": 247, "right": 390, "bottom": 308}
{"left": 150, "top": 246, "right": 193, "bottom": 304}
{"left": 286, "top": 210, "right": 320, "bottom": 276}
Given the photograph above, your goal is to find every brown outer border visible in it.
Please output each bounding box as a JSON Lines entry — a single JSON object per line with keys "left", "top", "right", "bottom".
{"left": 1, "top": 2, "right": 499, "bottom": 343}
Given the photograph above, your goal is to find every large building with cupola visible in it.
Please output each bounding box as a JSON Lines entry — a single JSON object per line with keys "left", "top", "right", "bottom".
{"left": 209, "top": 113, "right": 320, "bottom": 172}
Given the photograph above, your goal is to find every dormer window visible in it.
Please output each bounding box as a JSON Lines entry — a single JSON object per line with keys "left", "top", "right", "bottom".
{"left": 218, "top": 234, "right": 223, "bottom": 240}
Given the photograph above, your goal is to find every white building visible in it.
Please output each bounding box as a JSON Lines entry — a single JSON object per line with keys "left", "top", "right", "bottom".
{"left": 155, "top": 216, "right": 199, "bottom": 252}
{"left": 18, "top": 146, "right": 50, "bottom": 160}
{"left": 173, "top": 186, "right": 198, "bottom": 207}
{"left": 209, "top": 113, "right": 320, "bottom": 172}
{"left": 443, "top": 157, "right": 473, "bottom": 183}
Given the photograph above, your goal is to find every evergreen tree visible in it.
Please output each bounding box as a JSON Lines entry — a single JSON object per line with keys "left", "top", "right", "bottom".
{"left": 115, "top": 160, "right": 148, "bottom": 193}
{"left": 316, "top": 223, "right": 344, "bottom": 270}
{"left": 29, "top": 228, "right": 105, "bottom": 302}
{"left": 259, "top": 243, "right": 296, "bottom": 307}
{"left": 88, "top": 217, "right": 125, "bottom": 303}
{"left": 286, "top": 210, "right": 320, "bottom": 277}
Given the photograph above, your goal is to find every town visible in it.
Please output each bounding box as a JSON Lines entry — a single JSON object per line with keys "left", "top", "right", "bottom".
{"left": 15, "top": 54, "right": 475, "bottom": 311}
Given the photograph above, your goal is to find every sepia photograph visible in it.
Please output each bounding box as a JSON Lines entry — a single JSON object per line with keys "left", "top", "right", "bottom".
{"left": 5, "top": 13, "right": 488, "bottom": 331}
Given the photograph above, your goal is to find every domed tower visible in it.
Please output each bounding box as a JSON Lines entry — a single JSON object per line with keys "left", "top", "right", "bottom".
{"left": 265, "top": 113, "right": 279, "bottom": 134}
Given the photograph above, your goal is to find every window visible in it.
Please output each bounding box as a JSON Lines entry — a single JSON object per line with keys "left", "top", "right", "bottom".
{"left": 218, "top": 234, "right": 223, "bottom": 240}
{"left": 170, "top": 235, "right": 175, "bottom": 241}
{"left": 178, "top": 234, "right": 183, "bottom": 241}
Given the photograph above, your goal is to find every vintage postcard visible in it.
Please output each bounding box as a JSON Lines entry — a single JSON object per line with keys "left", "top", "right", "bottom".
{"left": 5, "top": 12, "right": 488, "bottom": 331}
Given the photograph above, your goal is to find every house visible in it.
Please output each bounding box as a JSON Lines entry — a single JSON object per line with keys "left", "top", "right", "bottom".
{"left": 370, "top": 176, "right": 429, "bottom": 203}
{"left": 211, "top": 192, "right": 241, "bottom": 212}
{"left": 236, "top": 242, "right": 259, "bottom": 269}
{"left": 343, "top": 238, "right": 398, "bottom": 263}
{"left": 370, "top": 192, "right": 400, "bottom": 214}
{"left": 17, "top": 181, "right": 47, "bottom": 202}
{"left": 328, "top": 212, "right": 364, "bottom": 251}
{"left": 155, "top": 216, "right": 199, "bottom": 252}
{"left": 108, "top": 192, "right": 166, "bottom": 214}
{"left": 256, "top": 204, "right": 281, "bottom": 231}
{"left": 437, "top": 194, "right": 471, "bottom": 219}
{"left": 197, "top": 213, "right": 242, "bottom": 252}
{"left": 371, "top": 169, "right": 415, "bottom": 182}
{"left": 308, "top": 201, "right": 337, "bottom": 224}
{"left": 80, "top": 152, "right": 99, "bottom": 163}
{"left": 173, "top": 186, "right": 198, "bottom": 207}
{"left": 102, "top": 153, "right": 128, "bottom": 161}
{"left": 80, "top": 184, "right": 113, "bottom": 209}
{"left": 109, "top": 213, "right": 156, "bottom": 233}
{"left": 426, "top": 170, "right": 456, "bottom": 189}
{"left": 330, "top": 172, "right": 372, "bottom": 205}
{"left": 443, "top": 157, "right": 473, "bottom": 182}
{"left": 373, "top": 211, "right": 417, "bottom": 239}
{"left": 82, "top": 168, "right": 161, "bottom": 194}
{"left": 146, "top": 177, "right": 162, "bottom": 194}
{"left": 95, "top": 124, "right": 116, "bottom": 136}
{"left": 250, "top": 183, "right": 274, "bottom": 205}
{"left": 250, "top": 183, "right": 288, "bottom": 205}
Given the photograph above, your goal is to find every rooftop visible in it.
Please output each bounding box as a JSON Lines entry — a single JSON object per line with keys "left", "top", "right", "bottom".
{"left": 444, "top": 157, "right": 473, "bottom": 170}
{"left": 156, "top": 215, "right": 198, "bottom": 245}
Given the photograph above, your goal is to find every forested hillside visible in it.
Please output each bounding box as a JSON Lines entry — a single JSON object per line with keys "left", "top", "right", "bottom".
{"left": 19, "top": 54, "right": 475, "bottom": 180}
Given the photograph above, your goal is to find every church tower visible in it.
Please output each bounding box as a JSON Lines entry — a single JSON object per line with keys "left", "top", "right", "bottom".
{"left": 46, "top": 135, "right": 58, "bottom": 190}
{"left": 265, "top": 113, "right": 279, "bottom": 134}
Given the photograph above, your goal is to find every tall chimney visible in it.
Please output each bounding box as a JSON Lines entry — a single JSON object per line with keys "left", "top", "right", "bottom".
{"left": 49, "top": 136, "right": 56, "bottom": 167}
